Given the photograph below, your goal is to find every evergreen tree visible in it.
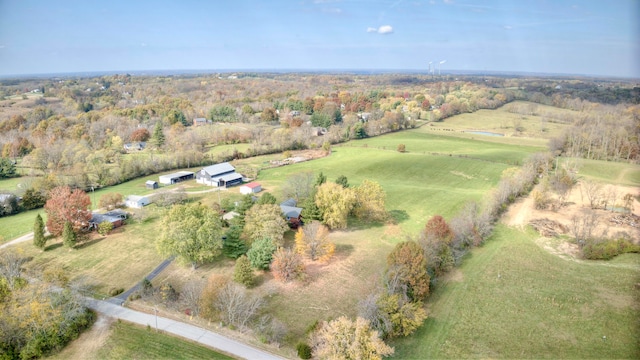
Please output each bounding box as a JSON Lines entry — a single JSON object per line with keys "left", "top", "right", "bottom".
{"left": 33, "top": 213, "right": 46, "bottom": 250}
{"left": 62, "top": 221, "right": 76, "bottom": 249}
{"left": 301, "top": 192, "right": 323, "bottom": 222}
{"left": 257, "top": 192, "right": 277, "bottom": 205}
{"left": 233, "top": 255, "right": 254, "bottom": 287}
{"left": 223, "top": 224, "right": 247, "bottom": 258}
{"left": 315, "top": 172, "right": 326, "bottom": 187}
{"left": 0, "top": 157, "right": 17, "bottom": 179}
{"left": 335, "top": 175, "right": 349, "bottom": 188}
{"left": 151, "top": 121, "right": 165, "bottom": 148}
{"left": 246, "top": 237, "right": 277, "bottom": 270}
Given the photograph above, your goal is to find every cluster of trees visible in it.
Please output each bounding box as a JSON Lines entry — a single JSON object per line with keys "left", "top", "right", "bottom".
{"left": 0, "top": 250, "right": 94, "bottom": 359}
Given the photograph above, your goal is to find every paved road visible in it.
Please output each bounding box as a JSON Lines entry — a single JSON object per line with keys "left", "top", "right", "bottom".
{"left": 0, "top": 231, "right": 34, "bottom": 250}
{"left": 107, "top": 256, "right": 175, "bottom": 305}
{"left": 86, "top": 298, "right": 286, "bottom": 360}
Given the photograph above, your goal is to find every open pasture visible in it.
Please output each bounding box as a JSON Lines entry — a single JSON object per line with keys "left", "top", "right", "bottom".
{"left": 431, "top": 100, "right": 576, "bottom": 139}
{"left": 392, "top": 225, "right": 640, "bottom": 359}
{"left": 259, "top": 145, "right": 511, "bottom": 233}
{"left": 559, "top": 157, "right": 640, "bottom": 186}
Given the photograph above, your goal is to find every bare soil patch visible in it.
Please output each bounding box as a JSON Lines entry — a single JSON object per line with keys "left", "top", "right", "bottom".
{"left": 503, "top": 182, "right": 640, "bottom": 260}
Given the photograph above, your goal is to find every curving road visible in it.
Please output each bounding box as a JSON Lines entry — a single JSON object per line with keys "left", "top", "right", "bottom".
{"left": 86, "top": 298, "right": 287, "bottom": 360}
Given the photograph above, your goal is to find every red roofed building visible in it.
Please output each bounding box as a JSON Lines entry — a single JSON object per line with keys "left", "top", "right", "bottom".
{"left": 240, "top": 182, "right": 262, "bottom": 195}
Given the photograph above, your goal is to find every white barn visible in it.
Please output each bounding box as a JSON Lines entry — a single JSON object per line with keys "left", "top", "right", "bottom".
{"left": 125, "top": 195, "right": 150, "bottom": 208}
{"left": 196, "top": 162, "right": 243, "bottom": 187}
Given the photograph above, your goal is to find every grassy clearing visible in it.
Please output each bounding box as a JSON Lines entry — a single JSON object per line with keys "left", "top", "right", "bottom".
{"left": 559, "top": 157, "right": 640, "bottom": 186}
{"left": 93, "top": 320, "right": 233, "bottom": 360}
{"left": 259, "top": 145, "right": 511, "bottom": 233}
{"left": 206, "top": 143, "right": 252, "bottom": 157}
{"left": 0, "top": 209, "right": 45, "bottom": 244}
{"left": 350, "top": 130, "right": 544, "bottom": 165}
{"left": 392, "top": 225, "right": 640, "bottom": 359}
{"left": 433, "top": 100, "right": 575, "bottom": 138}
{"left": 0, "top": 175, "right": 39, "bottom": 193}
{"left": 18, "top": 208, "right": 166, "bottom": 297}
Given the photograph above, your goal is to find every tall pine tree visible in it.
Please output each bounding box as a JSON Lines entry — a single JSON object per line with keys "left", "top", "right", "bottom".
{"left": 62, "top": 221, "right": 76, "bottom": 249}
{"left": 151, "top": 121, "right": 165, "bottom": 148}
{"left": 33, "top": 213, "right": 46, "bottom": 250}
{"left": 233, "top": 255, "right": 254, "bottom": 287}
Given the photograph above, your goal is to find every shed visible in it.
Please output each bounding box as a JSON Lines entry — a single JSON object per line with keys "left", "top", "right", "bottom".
{"left": 145, "top": 180, "right": 159, "bottom": 189}
{"left": 196, "top": 162, "right": 243, "bottom": 187}
{"left": 125, "top": 195, "right": 150, "bottom": 208}
{"left": 159, "top": 171, "right": 195, "bottom": 185}
{"left": 240, "top": 182, "right": 262, "bottom": 195}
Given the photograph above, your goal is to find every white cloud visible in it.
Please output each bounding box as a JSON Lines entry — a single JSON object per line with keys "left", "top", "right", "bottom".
{"left": 378, "top": 25, "right": 394, "bottom": 34}
{"left": 367, "top": 25, "right": 393, "bottom": 34}
{"left": 503, "top": 25, "right": 513, "bottom": 30}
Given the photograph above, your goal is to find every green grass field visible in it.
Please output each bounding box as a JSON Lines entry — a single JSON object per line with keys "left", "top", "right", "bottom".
{"left": 392, "top": 225, "right": 640, "bottom": 359}
{"left": 18, "top": 208, "right": 166, "bottom": 297}
{"left": 94, "top": 321, "right": 234, "bottom": 360}
{"left": 0, "top": 209, "right": 46, "bottom": 244}
{"left": 559, "top": 157, "right": 640, "bottom": 186}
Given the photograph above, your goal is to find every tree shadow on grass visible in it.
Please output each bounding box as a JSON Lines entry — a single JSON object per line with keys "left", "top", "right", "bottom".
{"left": 75, "top": 235, "right": 107, "bottom": 250}
{"left": 388, "top": 209, "right": 410, "bottom": 224}
{"left": 45, "top": 242, "right": 63, "bottom": 251}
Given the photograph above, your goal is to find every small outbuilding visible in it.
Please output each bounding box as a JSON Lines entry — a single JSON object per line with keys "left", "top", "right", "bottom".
{"left": 145, "top": 180, "right": 159, "bottom": 189}
{"left": 159, "top": 171, "right": 195, "bottom": 185}
{"left": 240, "top": 182, "right": 262, "bottom": 195}
{"left": 125, "top": 195, "right": 150, "bottom": 208}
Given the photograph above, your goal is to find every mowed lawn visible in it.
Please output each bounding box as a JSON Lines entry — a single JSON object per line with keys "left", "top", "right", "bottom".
{"left": 18, "top": 209, "right": 165, "bottom": 297}
{"left": 93, "top": 321, "right": 233, "bottom": 360}
{"left": 559, "top": 157, "right": 640, "bottom": 186}
{"left": 0, "top": 209, "right": 46, "bottom": 244}
{"left": 392, "top": 225, "right": 640, "bottom": 359}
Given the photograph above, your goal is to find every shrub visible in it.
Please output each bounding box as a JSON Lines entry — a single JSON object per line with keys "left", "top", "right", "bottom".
{"left": 397, "top": 144, "right": 406, "bottom": 153}
{"left": 109, "top": 288, "right": 125, "bottom": 296}
{"left": 582, "top": 238, "right": 640, "bottom": 260}
{"left": 297, "top": 342, "right": 313, "bottom": 359}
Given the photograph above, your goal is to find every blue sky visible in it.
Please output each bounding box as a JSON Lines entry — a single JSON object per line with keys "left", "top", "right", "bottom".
{"left": 0, "top": 0, "right": 638, "bottom": 78}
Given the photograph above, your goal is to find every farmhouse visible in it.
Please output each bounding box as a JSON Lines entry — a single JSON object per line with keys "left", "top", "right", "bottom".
{"left": 193, "top": 117, "right": 209, "bottom": 126}
{"left": 159, "top": 171, "right": 195, "bottom": 185}
{"left": 125, "top": 195, "right": 150, "bottom": 208}
{"left": 89, "top": 209, "right": 127, "bottom": 229}
{"left": 123, "top": 142, "right": 146, "bottom": 152}
{"left": 280, "top": 198, "right": 303, "bottom": 227}
{"left": 240, "top": 182, "right": 262, "bottom": 194}
{"left": 145, "top": 180, "right": 158, "bottom": 189}
{"left": 196, "top": 162, "right": 243, "bottom": 187}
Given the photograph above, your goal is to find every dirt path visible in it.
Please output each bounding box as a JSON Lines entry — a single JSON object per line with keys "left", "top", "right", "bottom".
{"left": 503, "top": 196, "right": 534, "bottom": 228}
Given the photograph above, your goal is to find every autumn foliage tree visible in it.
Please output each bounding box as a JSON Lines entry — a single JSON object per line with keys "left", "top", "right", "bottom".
{"left": 44, "top": 186, "right": 92, "bottom": 236}
{"left": 353, "top": 179, "right": 387, "bottom": 222}
{"left": 420, "top": 215, "right": 455, "bottom": 276}
{"left": 386, "top": 241, "right": 430, "bottom": 301}
{"left": 270, "top": 247, "right": 305, "bottom": 282}
{"left": 294, "top": 221, "right": 334, "bottom": 262}
{"left": 315, "top": 182, "right": 355, "bottom": 229}
{"left": 98, "top": 193, "right": 123, "bottom": 210}
{"left": 242, "top": 204, "right": 289, "bottom": 247}
{"left": 130, "top": 128, "right": 151, "bottom": 142}
{"left": 311, "top": 316, "right": 394, "bottom": 360}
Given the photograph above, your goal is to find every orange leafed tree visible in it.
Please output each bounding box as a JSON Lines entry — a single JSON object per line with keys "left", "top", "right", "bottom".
{"left": 44, "top": 186, "right": 92, "bottom": 236}
{"left": 271, "top": 247, "right": 305, "bottom": 282}
{"left": 294, "top": 220, "right": 334, "bottom": 262}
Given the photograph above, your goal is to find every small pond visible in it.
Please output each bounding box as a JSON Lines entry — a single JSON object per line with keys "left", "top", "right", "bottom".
{"left": 465, "top": 131, "right": 504, "bottom": 137}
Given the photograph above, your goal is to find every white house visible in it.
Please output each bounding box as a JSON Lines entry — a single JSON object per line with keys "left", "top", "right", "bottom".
{"left": 125, "top": 195, "right": 150, "bottom": 208}
{"left": 240, "top": 182, "right": 262, "bottom": 195}
{"left": 196, "top": 162, "right": 243, "bottom": 187}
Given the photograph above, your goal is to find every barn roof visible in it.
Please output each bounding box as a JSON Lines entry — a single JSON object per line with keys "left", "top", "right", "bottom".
{"left": 202, "top": 162, "right": 235, "bottom": 176}
{"left": 243, "top": 182, "right": 261, "bottom": 189}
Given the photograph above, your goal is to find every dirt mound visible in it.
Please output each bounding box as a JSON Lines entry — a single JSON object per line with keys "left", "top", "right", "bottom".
{"left": 529, "top": 218, "right": 568, "bottom": 237}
